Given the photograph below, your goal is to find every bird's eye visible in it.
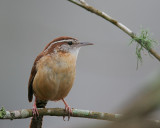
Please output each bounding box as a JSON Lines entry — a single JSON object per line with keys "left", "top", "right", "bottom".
{"left": 68, "top": 41, "right": 73, "bottom": 45}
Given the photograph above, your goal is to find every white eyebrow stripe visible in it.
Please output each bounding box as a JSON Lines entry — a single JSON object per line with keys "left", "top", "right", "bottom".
{"left": 44, "top": 39, "right": 76, "bottom": 52}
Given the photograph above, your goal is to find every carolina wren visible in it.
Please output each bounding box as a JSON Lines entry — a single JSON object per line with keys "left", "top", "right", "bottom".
{"left": 28, "top": 36, "right": 93, "bottom": 120}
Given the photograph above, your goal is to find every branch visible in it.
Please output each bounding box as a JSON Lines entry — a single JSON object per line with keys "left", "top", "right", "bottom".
{"left": 68, "top": 0, "right": 160, "bottom": 61}
{"left": 1, "top": 107, "right": 160, "bottom": 127}
{"left": 0, "top": 107, "right": 122, "bottom": 121}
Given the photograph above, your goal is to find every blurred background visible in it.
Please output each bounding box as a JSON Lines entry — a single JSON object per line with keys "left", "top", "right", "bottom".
{"left": 0, "top": 0, "right": 160, "bottom": 127}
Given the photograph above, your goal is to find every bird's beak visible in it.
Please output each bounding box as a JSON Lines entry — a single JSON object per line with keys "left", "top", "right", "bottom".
{"left": 78, "top": 42, "right": 94, "bottom": 47}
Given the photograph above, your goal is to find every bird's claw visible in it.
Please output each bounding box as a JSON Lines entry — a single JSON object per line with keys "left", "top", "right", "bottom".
{"left": 32, "top": 103, "right": 39, "bottom": 117}
{"left": 63, "top": 105, "right": 72, "bottom": 121}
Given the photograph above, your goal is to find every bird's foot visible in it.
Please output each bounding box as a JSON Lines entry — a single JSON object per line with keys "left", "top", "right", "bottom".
{"left": 63, "top": 105, "right": 72, "bottom": 121}
{"left": 32, "top": 101, "right": 39, "bottom": 117}
{"left": 62, "top": 99, "right": 72, "bottom": 121}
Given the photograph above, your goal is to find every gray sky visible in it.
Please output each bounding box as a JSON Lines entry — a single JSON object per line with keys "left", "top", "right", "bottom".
{"left": 0, "top": 0, "right": 160, "bottom": 128}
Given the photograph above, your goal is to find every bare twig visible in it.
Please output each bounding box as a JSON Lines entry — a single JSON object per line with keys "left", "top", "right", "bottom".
{"left": 68, "top": 0, "right": 160, "bottom": 61}
{"left": 0, "top": 107, "right": 122, "bottom": 121}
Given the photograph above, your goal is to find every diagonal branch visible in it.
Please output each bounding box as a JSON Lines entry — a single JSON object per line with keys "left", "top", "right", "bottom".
{"left": 0, "top": 107, "right": 121, "bottom": 121}
{"left": 68, "top": 0, "right": 160, "bottom": 61}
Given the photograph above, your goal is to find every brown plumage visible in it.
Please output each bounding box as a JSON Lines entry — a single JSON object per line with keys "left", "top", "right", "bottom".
{"left": 28, "top": 36, "right": 93, "bottom": 128}
{"left": 28, "top": 37, "right": 76, "bottom": 102}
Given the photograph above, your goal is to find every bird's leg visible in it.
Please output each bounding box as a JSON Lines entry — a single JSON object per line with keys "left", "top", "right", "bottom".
{"left": 62, "top": 98, "right": 72, "bottom": 121}
{"left": 32, "top": 97, "right": 39, "bottom": 117}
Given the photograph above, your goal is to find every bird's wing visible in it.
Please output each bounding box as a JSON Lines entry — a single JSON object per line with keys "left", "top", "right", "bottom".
{"left": 28, "top": 53, "right": 44, "bottom": 102}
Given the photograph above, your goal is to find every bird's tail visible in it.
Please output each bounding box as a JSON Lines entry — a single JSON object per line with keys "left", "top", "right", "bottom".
{"left": 29, "top": 98, "right": 47, "bottom": 128}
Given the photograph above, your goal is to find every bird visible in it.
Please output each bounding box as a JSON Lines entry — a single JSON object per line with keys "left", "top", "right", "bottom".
{"left": 28, "top": 36, "right": 93, "bottom": 127}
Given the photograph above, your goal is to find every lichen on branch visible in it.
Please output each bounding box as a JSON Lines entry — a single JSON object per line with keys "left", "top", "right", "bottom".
{"left": 68, "top": 0, "right": 160, "bottom": 63}
{"left": 0, "top": 107, "right": 6, "bottom": 118}
{"left": 130, "top": 29, "right": 158, "bottom": 69}
{"left": 0, "top": 107, "right": 121, "bottom": 121}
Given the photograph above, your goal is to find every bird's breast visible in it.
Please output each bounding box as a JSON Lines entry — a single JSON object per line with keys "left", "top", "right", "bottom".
{"left": 33, "top": 53, "right": 77, "bottom": 101}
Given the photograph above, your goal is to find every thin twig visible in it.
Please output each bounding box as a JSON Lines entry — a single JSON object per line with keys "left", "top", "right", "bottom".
{"left": 68, "top": 0, "right": 160, "bottom": 61}
{"left": 0, "top": 107, "right": 122, "bottom": 121}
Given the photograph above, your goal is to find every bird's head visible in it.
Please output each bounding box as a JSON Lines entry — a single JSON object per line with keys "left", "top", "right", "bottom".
{"left": 43, "top": 37, "right": 93, "bottom": 57}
